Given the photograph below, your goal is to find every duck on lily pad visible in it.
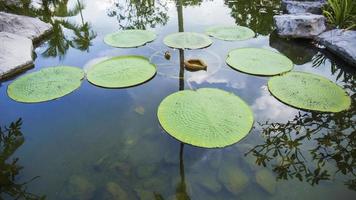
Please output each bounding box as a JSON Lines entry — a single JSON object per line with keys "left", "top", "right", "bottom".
{"left": 184, "top": 59, "right": 207, "bottom": 72}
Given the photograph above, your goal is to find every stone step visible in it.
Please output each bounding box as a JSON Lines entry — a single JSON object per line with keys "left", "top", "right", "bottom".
{"left": 0, "top": 32, "right": 34, "bottom": 80}
{"left": 0, "top": 12, "right": 52, "bottom": 43}
{"left": 274, "top": 14, "right": 326, "bottom": 39}
{"left": 317, "top": 29, "right": 356, "bottom": 67}
{"left": 282, "top": 0, "right": 327, "bottom": 14}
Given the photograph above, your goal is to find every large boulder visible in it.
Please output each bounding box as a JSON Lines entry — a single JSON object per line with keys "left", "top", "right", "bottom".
{"left": 274, "top": 14, "right": 326, "bottom": 38}
{"left": 317, "top": 29, "right": 356, "bottom": 67}
{"left": 0, "top": 32, "right": 33, "bottom": 79}
{"left": 0, "top": 12, "right": 52, "bottom": 43}
{"left": 282, "top": 0, "right": 327, "bottom": 14}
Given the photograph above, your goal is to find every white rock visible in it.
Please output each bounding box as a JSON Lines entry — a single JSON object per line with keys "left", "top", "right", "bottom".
{"left": 317, "top": 29, "right": 356, "bottom": 67}
{"left": 274, "top": 14, "right": 326, "bottom": 38}
{"left": 0, "top": 32, "right": 34, "bottom": 79}
{"left": 282, "top": 0, "right": 326, "bottom": 14}
{"left": 0, "top": 12, "right": 52, "bottom": 42}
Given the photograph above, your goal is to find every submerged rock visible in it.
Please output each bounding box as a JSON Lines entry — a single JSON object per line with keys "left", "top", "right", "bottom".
{"left": 136, "top": 163, "right": 157, "bottom": 179}
{"left": 65, "top": 175, "right": 95, "bottom": 200}
{"left": 134, "top": 106, "right": 145, "bottom": 115}
{"left": 218, "top": 163, "right": 249, "bottom": 195}
{"left": 282, "top": 0, "right": 326, "bottom": 14}
{"left": 274, "top": 14, "right": 326, "bottom": 38}
{"left": 317, "top": 29, "right": 356, "bottom": 67}
{"left": 111, "top": 161, "right": 131, "bottom": 177}
{"left": 135, "top": 189, "right": 154, "bottom": 200}
{"left": 255, "top": 169, "right": 276, "bottom": 194}
{"left": 0, "top": 12, "right": 52, "bottom": 43}
{"left": 194, "top": 173, "right": 222, "bottom": 193}
{"left": 106, "top": 182, "right": 129, "bottom": 200}
{"left": 0, "top": 32, "right": 33, "bottom": 80}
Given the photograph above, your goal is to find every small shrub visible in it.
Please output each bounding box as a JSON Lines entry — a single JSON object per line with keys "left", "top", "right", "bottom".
{"left": 323, "top": 0, "right": 356, "bottom": 29}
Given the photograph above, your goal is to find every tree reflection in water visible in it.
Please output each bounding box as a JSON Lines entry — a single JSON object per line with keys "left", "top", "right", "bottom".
{"left": 247, "top": 64, "right": 355, "bottom": 190}
{"left": 0, "top": 0, "right": 97, "bottom": 59}
{"left": 107, "top": 0, "right": 169, "bottom": 29}
{"left": 224, "top": 0, "right": 281, "bottom": 35}
{"left": 0, "top": 119, "right": 45, "bottom": 200}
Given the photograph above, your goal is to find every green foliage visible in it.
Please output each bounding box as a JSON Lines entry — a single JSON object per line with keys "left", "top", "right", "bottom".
{"left": 157, "top": 88, "right": 254, "bottom": 148}
{"left": 8, "top": 66, "right": 84, "bottom": 103}
{"left": 323, "top": 0, "right": 356, "bottom": 29}
{"left": 163, "top": 32, "right": 213, "bottom": 49}
{"left": 226, "top": 48, "right": 293, "bottom": 76}
{"left": 87, "top": 56, "right": 156, "bottom": 88}
{"left": 268, "top": 71, "right": 351, "bottom": 112}
{"left": 205, "top": 25, "right": 255, "bottom": 41}
{"left": 104, "top": 30, "right": 156, "bottom": 48}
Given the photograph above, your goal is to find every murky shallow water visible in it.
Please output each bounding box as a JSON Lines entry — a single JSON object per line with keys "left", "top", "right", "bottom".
{"left": 0, "top": 0, "right": 355, "bottom": 199}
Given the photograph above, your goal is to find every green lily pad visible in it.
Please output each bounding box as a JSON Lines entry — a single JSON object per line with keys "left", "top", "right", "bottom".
{"left": 205, "top": 25, "right": 255, "bottom": 41}
{"left": 104, "top": 30, "right": 156, "bottom": 48}
{"left": 268, "top": 71, "right": 351, "bottom": 112}
{"left": 157, "top": 88, "right": 254, "bottom": 148}
{"left": 226, "top": 48, "right": 293, "bottom": 76}
{"left": 163, "top": 32, "right": 213, "bottom": 49}
{"left": 7, "top": 66, "right": 84, "bottom": 103}
{"left": 87, "top": 55, "right": 156, "bottom": 88}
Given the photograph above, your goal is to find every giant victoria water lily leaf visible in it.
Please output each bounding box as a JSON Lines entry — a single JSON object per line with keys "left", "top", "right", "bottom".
{"left": 205, "top": 25, "right": 255, "bottom": 41}
{"left": 163, "top": 32, "right": 213, "bottom": 49}
{"left": 104, "top": 30, "right": 156, "bottom": 48}
{"left": 268, "top": 71, "right": 351, "bottom": 112}
{"left": 226, "top": 48, "right": 293, "bottom": 76}
{"left": 7, "top": 66, "right": 84, "bottom": 103}
{"left": 157, "top": 88, "right": 254, "bottom": 148}
{"left": 87, "top": 55, "right": 156, "bottom": 88}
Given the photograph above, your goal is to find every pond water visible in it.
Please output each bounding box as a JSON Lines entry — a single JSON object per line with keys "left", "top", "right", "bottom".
{"left": 0, "top": 0, "right": 355, "bottom": 199}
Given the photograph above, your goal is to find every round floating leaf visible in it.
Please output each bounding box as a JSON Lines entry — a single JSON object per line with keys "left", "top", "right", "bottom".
{"left": 87, "top": 55, "right": 156, "bottom": 88}
{"left": 226, "top": 48, "right": 293, "bottom": 76}
{"left": 157, "top": 88, "right": 254, "bottom": 148}
{"left": 268, "top": 71, "right": 351, "bottom": 112}
{"left": 104, "top": 30, "right": 156, "bottom": 48}
{"left": 205, "top": 25, "right": 255, "bottom": 41}
{"left": 163, "top": 32, "right": 213, "bottom": 49}
{"left": 7, "top": 66, "right": 84, "bottom": 103}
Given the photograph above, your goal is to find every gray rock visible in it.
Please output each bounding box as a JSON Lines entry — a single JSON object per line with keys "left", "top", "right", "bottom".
{"left": 0, "top": 32, "right": 33, "bottom": 80}
{"left": 317, "top": 29, "right": 356, "bottom": 67}
{"left": 282, "top": 0, "right": 326, "bottom": 14}
{"left": 0, "top": 12, "right": 52, "bottom": 42}
{"left": 274, "top": 14, "right": 326, "bottom": 38}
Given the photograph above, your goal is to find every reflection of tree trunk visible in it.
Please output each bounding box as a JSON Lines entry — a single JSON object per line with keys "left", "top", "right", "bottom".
{"left": 176, "top": 142, "right": 191, "bottom": 200}
{"left": 179, "top": 49, "right": 185, "bottom": 91}
{"left": 177, "top": 0, "right": 185, "bottom": 91}
{"left": 77, "top": 0, "right": 84, "bottom": 25}
{"left": 177, "top": 0, "right": 184, "bottom": 32}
